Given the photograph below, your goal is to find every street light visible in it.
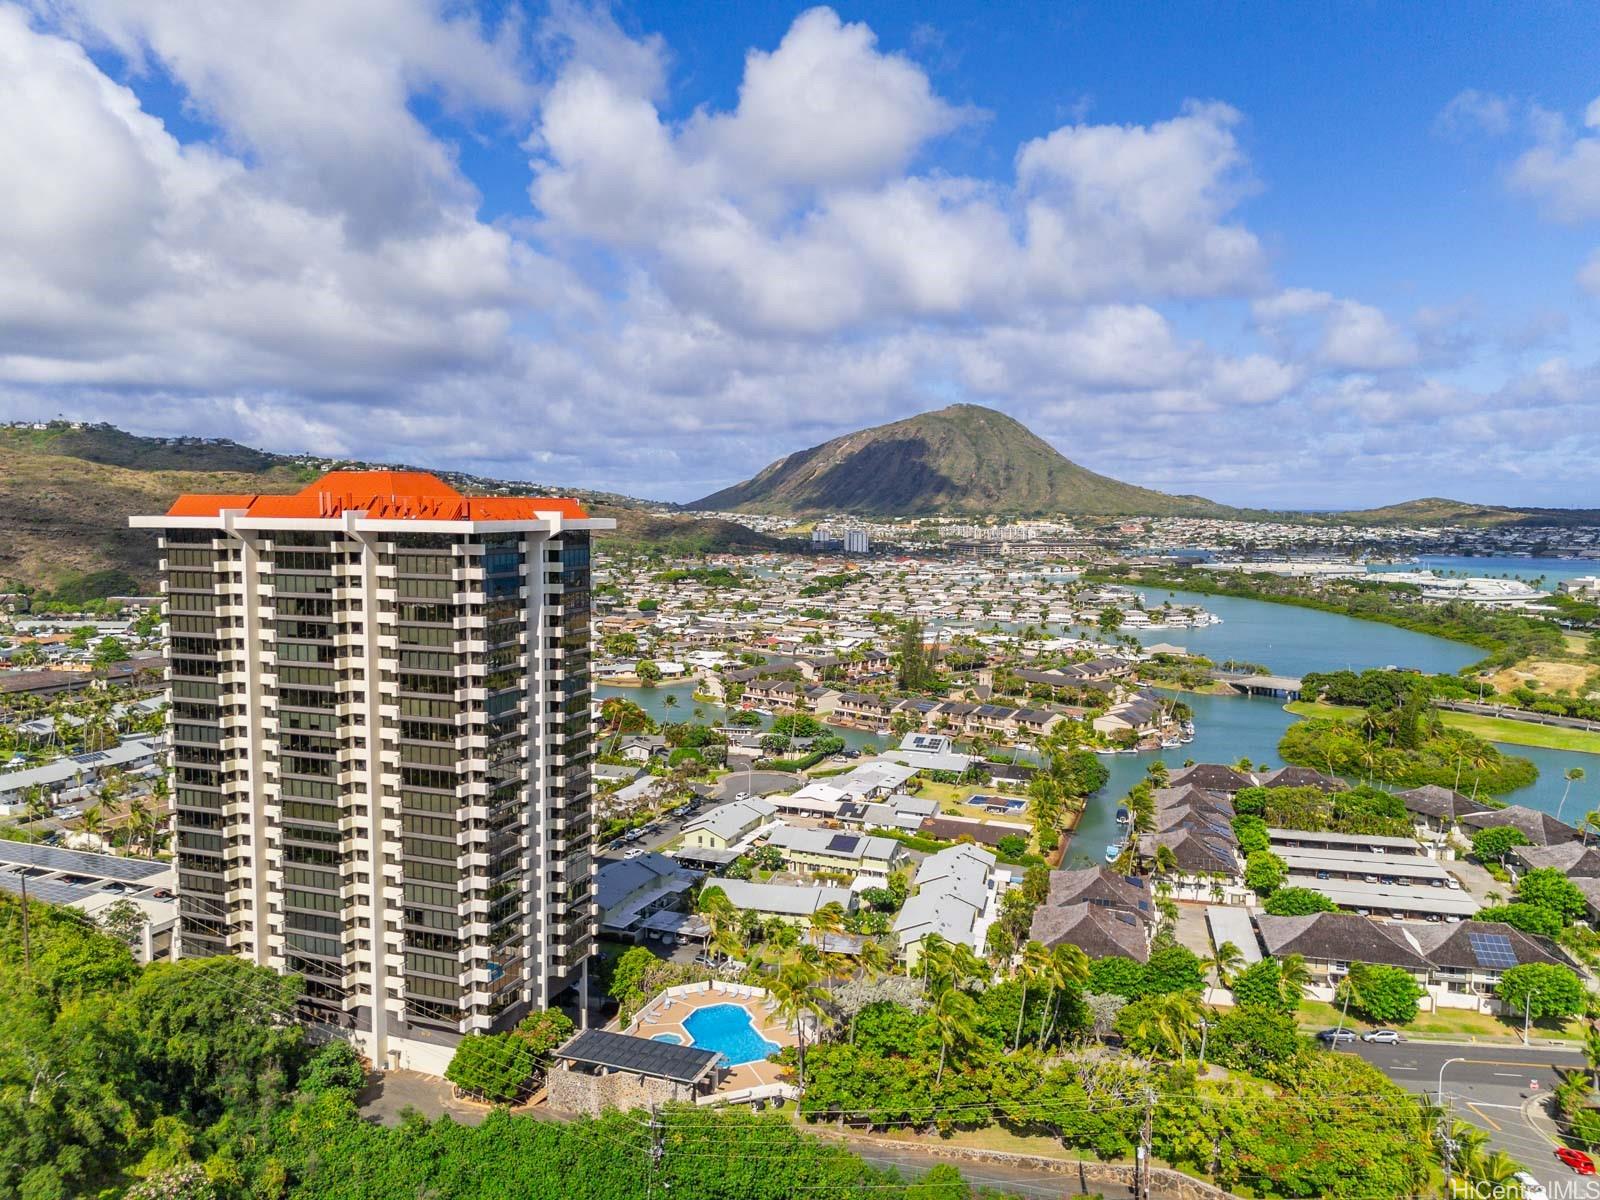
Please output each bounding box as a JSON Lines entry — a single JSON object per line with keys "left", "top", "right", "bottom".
{"left": 1436, "top": 1055, "right": 1465, "bottom": 1106}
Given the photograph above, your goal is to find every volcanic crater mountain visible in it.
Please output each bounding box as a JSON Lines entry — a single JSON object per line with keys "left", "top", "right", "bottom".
{"left": 691, "top": 404, "right": 1230, "bottom": 517}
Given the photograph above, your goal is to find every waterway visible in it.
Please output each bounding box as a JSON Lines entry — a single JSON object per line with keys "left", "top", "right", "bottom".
{"left": 1124, "top": 588, "right": 1482, "bottom": 677}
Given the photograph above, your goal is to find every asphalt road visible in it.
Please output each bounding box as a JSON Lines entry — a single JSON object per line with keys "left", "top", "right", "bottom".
{"left": 1341, "top": 1039, "right": 1587, "bottom": 1190}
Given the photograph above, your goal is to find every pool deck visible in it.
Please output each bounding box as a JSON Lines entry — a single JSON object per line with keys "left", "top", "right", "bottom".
{"left": 627, "top": 986, "right": 797, "bottom": 1094}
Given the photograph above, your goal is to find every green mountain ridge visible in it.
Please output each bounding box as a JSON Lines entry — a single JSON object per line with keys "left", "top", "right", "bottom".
{"left": 690, "top": 404, "right": 1237, "bottom": 517}
{"left": 0, "top": 422, "right": 787, "bottom": 597}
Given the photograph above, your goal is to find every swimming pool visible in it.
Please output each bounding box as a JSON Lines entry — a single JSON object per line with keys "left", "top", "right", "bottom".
{"left": 682, "top": 1003, "right": 780, "bottom": 1065}
{"left": 651, "top": 1033, "right": 682, "bottom": 1044}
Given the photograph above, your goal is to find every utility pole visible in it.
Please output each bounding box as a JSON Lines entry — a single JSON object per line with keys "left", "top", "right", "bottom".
{"left": 19, "top": 869, "right": 32, "bottom": 974}
{"left": 1137, "top": 1086, "right": 1156, "bottom": 1200}
{"left": 644, "top": 1103, "right": 664, "bottom": 1200}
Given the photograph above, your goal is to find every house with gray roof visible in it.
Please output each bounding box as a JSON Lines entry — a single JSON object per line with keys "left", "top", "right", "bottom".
{"left": 680, "top": 797, "right": 777, "bottom": 851}
{"left": 714, "top": 879, "right": 855, "bottom": 924}
{"left": 1028, "top": 867, "right": 1154, "bottom": 961}
{"left": 894, "top": 843, "right": 1010, "bottom": 968}
{"left": 597, "top": 852, "right": 696, "bottom": 937}
{"left": 1458, "top": 805, "right": 1579, "bottom": 847}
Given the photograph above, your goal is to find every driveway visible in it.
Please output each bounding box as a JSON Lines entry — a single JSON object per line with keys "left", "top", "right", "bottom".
{"left": 357, "top": 1070, "right": 489, "bottom": 1127}
{"left": 701, "top": 770, "right": 802, "bottom": 802}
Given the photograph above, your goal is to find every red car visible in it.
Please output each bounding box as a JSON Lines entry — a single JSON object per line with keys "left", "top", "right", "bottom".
{"left": 1556, "top": 1147, "right": 1596, "bottom": 1174}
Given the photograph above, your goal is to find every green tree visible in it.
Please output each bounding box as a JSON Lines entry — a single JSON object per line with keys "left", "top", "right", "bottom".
{"left": 1472, "top": 903, "right": 1564, "bottom": 938}
{"left": 444, "top": 1032, "right": 536, "bottom": 1104}
{"left": 635, "top": 659, "right": 662, "bottom": 686}
{"left": 1263, "top": 887, "right": 1339, "bottom": 916}
{"left": 92, "top": 637, "right": 130, "bottom": 666}
{"left": 1470, "top": 825, "right": 1531, "bottom": 864}
{"left": 1229, "top": 958, "right": 1296, "bottom": 1015}
{"left": 1243, "top": 849, "right": 1287, "bottom": 895}
{"left": 929, "top": 985, "right": 978, "bottom": 1085}
{"left": 1496, "top": 962, "right": 1586, "bottom": 1020}
{"left": 1335, "top": 962, "right": 1424, "bottom": 1025}
{"left": 1515, "top": 868, "right": 1588, "bottom": 924}
{"left": 1231, "top": 813, "right": 1270, "bottom": 855}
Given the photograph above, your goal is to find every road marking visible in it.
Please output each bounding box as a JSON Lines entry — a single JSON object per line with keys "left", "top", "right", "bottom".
{"left": 1389, "top": 1065, "right": 1417, "bottom": 1071}
{"left": 1467, "top": 1103, "right": 1503, "bottom": 1131}
{"left": 1495, "top": 1071, "right": 1526, "bottom": 1078}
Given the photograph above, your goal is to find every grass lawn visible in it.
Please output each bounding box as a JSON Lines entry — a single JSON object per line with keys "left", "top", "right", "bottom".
{"left": 1296, "top": 998, "right": 1583, "bottom": 1041}
{"left": 1284, "top": 700, "right": 1600, "bottom": 755}
{"left": 916, "top": 780, "right": 984, "bottom": 807}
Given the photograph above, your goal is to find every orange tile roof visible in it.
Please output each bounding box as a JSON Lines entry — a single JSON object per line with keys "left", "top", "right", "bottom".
{"left": 164, "top": 470, "right": 589, "bottom": 521}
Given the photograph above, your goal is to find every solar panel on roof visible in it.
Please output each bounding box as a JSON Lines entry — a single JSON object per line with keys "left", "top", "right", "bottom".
{"left": 1467, "top": 931, "right": 1519, "bottom": 969}
{"left": 827, "top": 833, "right": 860, "bottom": 853}
{"left": 71, "top": 751, "right": 109, "bottom": 764}
{"left": 0, "top": 840, "right": 167, "bottom": 882}
{"left": 0, "top": 872, "right": 99, "bottom": 906}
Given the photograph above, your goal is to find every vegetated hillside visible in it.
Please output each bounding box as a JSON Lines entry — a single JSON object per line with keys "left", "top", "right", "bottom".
{"left": 1330, "top": 496, "right": 1600, "bottom": 529}
{"left": 690, "top": 404, "right": 1234, "bottom": 517}
{"left": 0, "top": 423, "right": 790, "bottom": 598}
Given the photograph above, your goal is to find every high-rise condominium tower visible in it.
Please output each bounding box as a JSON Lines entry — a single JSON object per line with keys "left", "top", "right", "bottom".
{"left": 132, "top": 471, "right": 612, "bottom": 1072}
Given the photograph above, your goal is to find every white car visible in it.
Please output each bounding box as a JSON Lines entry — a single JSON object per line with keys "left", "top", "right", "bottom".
{"left": 735, "top": 791, "right": 750, "bottom": 801}
{"left": 1361, "top": 1029, "right": 1402, "bottom": 1044}
{"left": 1515, "top": 1171, "right": 1549, "bottom": 1200}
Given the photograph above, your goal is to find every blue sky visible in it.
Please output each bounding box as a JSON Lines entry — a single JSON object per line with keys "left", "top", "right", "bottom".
{"left": 1, "top": 1, "right": 1597, "bottom": 508}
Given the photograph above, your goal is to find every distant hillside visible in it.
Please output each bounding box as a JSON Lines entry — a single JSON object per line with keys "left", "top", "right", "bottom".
{"left": 0, "top": 422, "right": 791, "bottom": 597}
{"left": 691, "top": 404, "right": 1232, "bottom": 517}
{"left": 1328, "top": 497, "right": 1600, "bottom": 529}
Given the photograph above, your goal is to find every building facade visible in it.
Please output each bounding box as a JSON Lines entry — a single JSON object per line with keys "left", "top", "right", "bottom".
{"left": 133, "top": 471, "right": 612, "bottom": 1073}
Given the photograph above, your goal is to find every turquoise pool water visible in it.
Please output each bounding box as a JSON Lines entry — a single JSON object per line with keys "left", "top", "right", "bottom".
{"left": 683, "top": 1003, "right": 779, "bottom": 1065}
{"left": 651, "top": 1033, "right": 681, "bottom": 1044}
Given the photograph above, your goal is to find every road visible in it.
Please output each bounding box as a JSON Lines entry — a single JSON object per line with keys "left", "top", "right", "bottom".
{"left": 1343, "top": 1039, "right": 1586, "bottom": 1190}
{"left": 839, "top": 1138, "right": 1134, "bottom": 1198}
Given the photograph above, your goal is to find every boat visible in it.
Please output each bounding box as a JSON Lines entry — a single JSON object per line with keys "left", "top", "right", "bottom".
{"left": 1160, "top": 738, "right": 1182, "bottom": 749}
{"left": 1116, "top": 747, "right": 1137, "bottom": 754}
{"left": 1105, "top": 842, "right": 1123, "bottom": 863}
{"left": 1093, "top": 747, "right": 1118, "bottom": 756}
{"left": 1115, "top": 806, "right": 1130, "bottom": 825}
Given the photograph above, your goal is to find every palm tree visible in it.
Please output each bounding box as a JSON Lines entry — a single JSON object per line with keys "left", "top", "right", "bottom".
{"left": 1278, "top": 953, "right": 1312, "bottom": 1007}
{"left": 1439, "top": 1118, "right": 1489, "bottom": 1180}
{"left": 1471, "top": 1150, "right": 1524, "bottom": 1191}
{"left": 1015, "top": 940, "right": 1051, "bottom": 1050}
{"left": 1335, "top": 961, "right": 1371, "bottom": 1030}
{"left": 1152, "top": 991, "right": 1203, "bottom": 1062}
{"left": 769, "top": 962, "right": 827, "bottom": 1089}
{"left": 918, "top": 933, "right": 950, "bottom": 992}
{"left": 1559, "top": 767, "right": 1587, "bottom": 822}
{"left": 1041, "top": 943, "right": 1090, "bottom": 1045}
{"left": 1153, "top": 844, "right": 1178, "bottom": 878}
{"left": 809, "top": 902, "right": 847, "bottom": 950}
{"left": 80, "top": 805, "right": 105, "bottom": 840}
{"left": 1584, "top": 1025, "right": 1600, "bottom": 1091}
{"left": 1584, "top": 810, "right": 1600, "bottom": 848}
{"left": 854, "top": 937, "right": 894, "bottom": 986}
{"left": 930, "top": 984, "right": 978, "bottom": 1086}
{"left": 1203, "top": 941, "right": 1245, "bottom": 989}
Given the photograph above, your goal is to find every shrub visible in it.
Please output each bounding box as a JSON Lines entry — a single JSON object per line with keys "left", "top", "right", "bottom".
{"left": 1336, "top": 963, "right": 1424, "bottom": 1025}
{"left": 1472, "top": 904, "right": 1565, "bottom": 938}
{"left": 1263, "top": 887, "right": 1339, "bottom": 917}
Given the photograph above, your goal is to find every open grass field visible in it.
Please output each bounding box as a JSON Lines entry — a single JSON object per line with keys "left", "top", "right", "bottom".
{"left": 1284, "top": 700, "right": 1600, "bottom": 755}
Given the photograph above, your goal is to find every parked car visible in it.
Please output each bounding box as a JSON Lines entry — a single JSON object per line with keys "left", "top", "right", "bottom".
{"left": 1514, "top": 1171, "right": 1548, "bottom": 1200}
{"left": 1318, "top": 1028, "right": 1356, "bottom": 1044}
{"left": 692, "top": 953, "right": 719, "bottom": 968}
{"left": 735, "top": 791, "right": 750, "bottom": 801}
{"left": 1446, "top": 878, "right": 1461, "bottom": 890}
{"left": 1555, "top": 1147, "right": 1596, "bottom": 1174}
{"left": 1361, "top": 1029, "right": 1402, "bottom": 1044}
{"left": 1316, "top": 870, "right": 1330, "bottom": 881}
{"left": 151, "top": 887, "right": 174, "bottom": 900}
{"left": 623, "top": 847, "right": 645, "bottom": 860}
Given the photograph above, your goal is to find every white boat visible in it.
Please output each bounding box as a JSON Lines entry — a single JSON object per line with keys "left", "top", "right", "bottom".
{"left": 1094, "top": 747, "right": 1118, "bottom": 756}
{"left": 1161, "top": 738, "right": 1182, "bottom": 749}
{"left": 1105, "top": 843, "right": 1123, "bottom": 863}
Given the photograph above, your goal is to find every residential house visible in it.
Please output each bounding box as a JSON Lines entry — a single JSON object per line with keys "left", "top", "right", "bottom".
{"left": 1256, "top": 766, "right": 1348, "bottom": 793}
{"left": 1028, "top": 866, "right": 1155, "bottom": 962}
{"left": 894, "top": 843, "right": 1010, "bottom": 969}
{"left": 832, "top": 692, "right": 897, "bottom": 729}
{"left": 713, "top": 879, "right": 856, "bottom": 926}
{"left": 1458, "top": 805, "right": 1580, "bottom": 847}
{"left": 1396, "top": 785, "right": 1480, "bottom": 837}
{"left": 763, "top": 824, "right": 907, "bottom": 881}
{"left": 680, "top": 797, "right": 778, "bottom": 851}
{"left": 1166, "top": 764, "right": 1258, "bottom": 795}
{"left": 596, "top": 852, "right": 696, "bottom": 938}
